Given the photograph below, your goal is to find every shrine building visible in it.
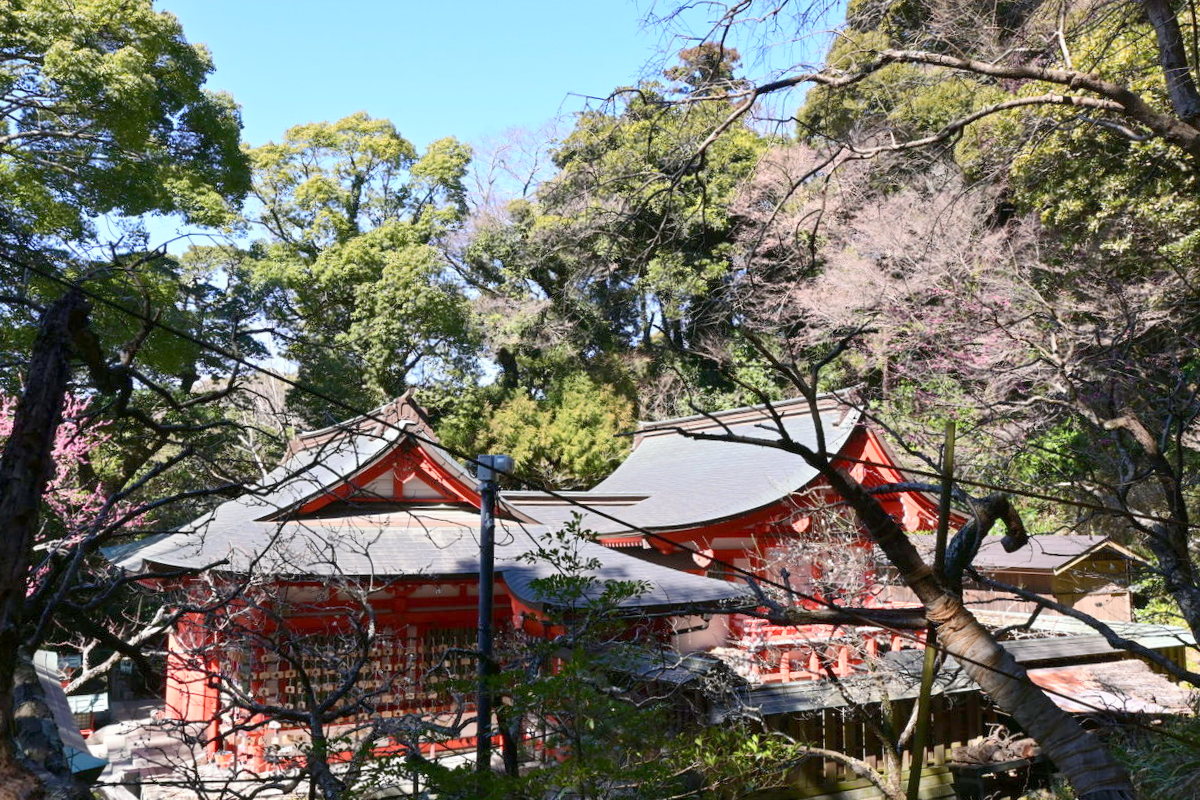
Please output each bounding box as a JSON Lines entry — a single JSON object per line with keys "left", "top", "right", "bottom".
{"left": 111, "top": 392, "right": 956, "bottom": 766}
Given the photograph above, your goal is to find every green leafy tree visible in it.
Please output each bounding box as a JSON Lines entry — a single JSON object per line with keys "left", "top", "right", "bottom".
{"left": 0, "top": 0, "right": 248, "bottom": 246}
{"left": 441, "top": 374, "right": 636, "bottom": 490}
{"left": 658, "top": 0, "right": 1200, "bottom": 650}
{"left": 243, "top": 113, "right": 479, "bottom": 425}
{"left": 0, "top": 8, "right": 288, "bottom": 796}
{"left": 630, "top": 2, "right": 1200, "bottom": 795}
{"left": 543, "top": 43, "right": 764, "bottom": 354}
{"left": 0, "top": 0, "right": 269, "bottom": 527}
{"left": 0, "top": 0, "right": 261, "bottom": 476}
{"left": 791, "top": 0, "right": 1200, "bottom": 270}
{"left": 463, "top": 46, "right": 768, "bottom": 416}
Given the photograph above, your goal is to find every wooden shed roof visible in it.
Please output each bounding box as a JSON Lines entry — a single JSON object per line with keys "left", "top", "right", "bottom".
{"left": 906, "top": 534, "right": 1141, "bottom": 575}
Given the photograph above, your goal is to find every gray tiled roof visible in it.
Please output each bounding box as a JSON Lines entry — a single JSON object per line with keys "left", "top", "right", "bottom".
{"left": 114, "top": 394, "right": 842, "bottom": 612}
{"left": 113, "top": 506, "right": 752, "bottom": 611}
{"left": 243, "top": 421, "right": 405, "bottom": 518}
{"left": 722, "top": 648, "right": 976, "bottom": 719}
{"left": 505, "top": 396, "right": 858, "bottom": 534}
{"left": 906, "top": 534, "right": 1125, "bottom": 572}
{"left": 108, "top": 423, "right": 405, "bottom": 573}
{"left": 718, "top": 623, "right": 1198, "bottom": 718}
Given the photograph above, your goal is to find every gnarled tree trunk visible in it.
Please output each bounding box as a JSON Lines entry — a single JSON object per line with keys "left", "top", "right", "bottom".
{"left": 686, "top": 423, "right": 1135, "bottom": 800}
{"left": 0, "top": 289, "right": 92, "bottom": 800}
{"left": 823, "top": 465, "right": 1134, "bottom": 800}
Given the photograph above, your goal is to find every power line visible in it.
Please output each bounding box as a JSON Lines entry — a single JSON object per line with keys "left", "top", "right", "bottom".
{"left": 833, "top": 453, "right": 1200, "bottom": 534}
{"left": 9, "top": 261, "right": 1198, "bottom": 748}
{"left": 16, "top": 266, "right": 1189, "bottom": 694}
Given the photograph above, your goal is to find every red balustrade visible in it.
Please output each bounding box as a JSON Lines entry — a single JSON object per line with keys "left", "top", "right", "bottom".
{"left": 726, "top": 613, "right": 928, "bottom": 684}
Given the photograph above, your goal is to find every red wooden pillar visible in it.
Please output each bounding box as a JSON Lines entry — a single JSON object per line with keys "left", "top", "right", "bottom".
{"left": 164, "top": 614, "right": 220, "bottom": 726}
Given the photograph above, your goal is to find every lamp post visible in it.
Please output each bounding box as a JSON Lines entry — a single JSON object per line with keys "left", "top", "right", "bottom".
{"left": 474, "top": 454, "right": 511, "bottom": 773}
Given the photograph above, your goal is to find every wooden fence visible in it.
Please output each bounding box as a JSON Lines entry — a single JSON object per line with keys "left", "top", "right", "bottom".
{"left": 762, "top": 691, "right": 996, "bottom": 799}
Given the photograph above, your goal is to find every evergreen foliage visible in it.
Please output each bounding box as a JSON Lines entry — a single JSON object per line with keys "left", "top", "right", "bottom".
{"left": 0, "top": 0, "right": 248, "bottom": 243}
{"left": 7, "top": 2, "right": 1200, "bottom": 795}
{"left": 239, "top": 113, "right": 479, "bottom": 426}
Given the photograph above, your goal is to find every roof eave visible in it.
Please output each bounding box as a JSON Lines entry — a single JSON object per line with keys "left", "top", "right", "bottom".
{"left": 1052, "top": 539, "right": 1146, "bottom": 576}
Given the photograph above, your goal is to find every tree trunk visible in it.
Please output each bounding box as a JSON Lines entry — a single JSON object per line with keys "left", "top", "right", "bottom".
{"left": 0, "top": 289, "right": 90, "bottom": 800}
{"left": 496, "top": 347, "right": 520, "bottom": 390}
{"left": 1145, "top": 520, "right": 1200, "bottom": 644}
{"left": 1143, "top": 0, "right": 1200, "bottom": 124}
{"left": 687, "top": 422, "right": 1136, "bottom": 798}
{"left": 822, "top": 466, "right": 1135, "bottom": 800}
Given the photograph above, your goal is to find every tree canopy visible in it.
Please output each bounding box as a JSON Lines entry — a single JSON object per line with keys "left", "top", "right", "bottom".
{"left": 240, "top": 113, "right": 478, "bottom": 426}
{"left": 673, "top": 0, "right": 1200, "bottom": 679}
{"left": 5, "top": 2, "right": 1200, "bottom": 797}
{"left": 0, "top": 0, "right": 248, "bottom": 245}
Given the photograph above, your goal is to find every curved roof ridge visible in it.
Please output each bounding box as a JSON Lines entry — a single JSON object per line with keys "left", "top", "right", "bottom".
{"left": 287, "top": 391, "right": 434, "bottom": 455}
{"left": 507, "top": 400, "right": 862, "bottom": 534}
{"left": 634, "top": 394, "right": 852, "bottom": 441}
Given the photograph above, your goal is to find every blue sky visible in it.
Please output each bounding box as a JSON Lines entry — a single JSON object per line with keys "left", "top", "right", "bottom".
{"left": 158, "top": 1, "right": 837, "bottom": 149}
{"left": 160, "top": 0, "right": 688, "bottom": 150}
{"left": 138, "top": 1, "right": 835, "bottom": 366}
{"left": 140, "top": 1, "right": 834, "bottom": 249}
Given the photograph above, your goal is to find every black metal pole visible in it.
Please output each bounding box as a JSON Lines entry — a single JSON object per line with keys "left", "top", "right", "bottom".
{"left": 475, "top": 454, "right": 510, "bottom": 773}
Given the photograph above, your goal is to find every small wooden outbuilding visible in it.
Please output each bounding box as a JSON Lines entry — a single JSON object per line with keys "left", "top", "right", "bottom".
{"left": 883, "top": 534, "right": 1141, "bottom": 622}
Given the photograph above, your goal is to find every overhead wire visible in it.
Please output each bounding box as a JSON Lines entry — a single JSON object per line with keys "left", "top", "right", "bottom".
{"left": 833, "top": 452, "right": 1200, "bottom": 533}
{"left": 17, "top": 262, "right": 1192, "bottom": 720}
{"left": 8, "top": 259, "right": 1199, "bottom": 747}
